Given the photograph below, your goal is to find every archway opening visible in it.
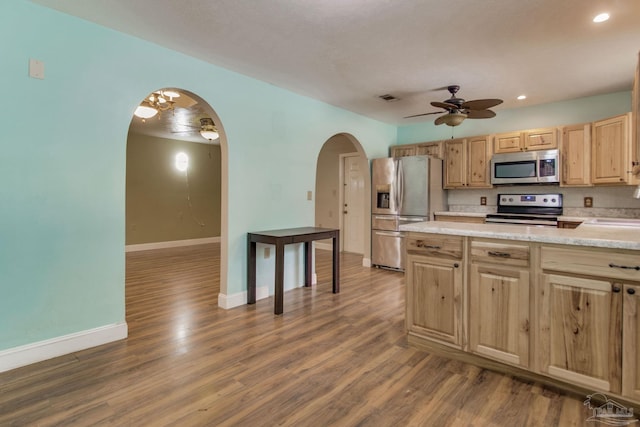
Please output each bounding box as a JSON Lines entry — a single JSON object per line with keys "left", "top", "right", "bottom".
{"left": 315, "top": 133, "right": 371, "bottom": 266}
{"left": 124, "top": 88, "right": 228, "bottom": 323}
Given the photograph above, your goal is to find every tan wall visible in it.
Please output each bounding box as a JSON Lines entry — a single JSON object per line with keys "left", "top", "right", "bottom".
{"left": 315, "top": 135, "right": 358, "bottom": 229}
{"left": 126, "top": 132, "right": 221, "bottom": 245}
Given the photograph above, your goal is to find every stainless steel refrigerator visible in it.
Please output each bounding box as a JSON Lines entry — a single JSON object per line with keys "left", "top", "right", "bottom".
{"left": 371, "top": 155, "right": 447, "bottom": 271}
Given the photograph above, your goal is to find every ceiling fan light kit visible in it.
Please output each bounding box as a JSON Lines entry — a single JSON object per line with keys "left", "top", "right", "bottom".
{"left": 405, "top": 85, "right": 503, "bottom": 127}
{"left": 133, "top": 90, "right": 181, "bottom": 119}
{"left": 199, "top": 117, "right": 219, "bottom": 141}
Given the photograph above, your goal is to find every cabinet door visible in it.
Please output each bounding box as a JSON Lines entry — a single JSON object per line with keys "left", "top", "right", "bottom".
{"left": 623, "top": 284, "right": 640, "bottom": 401}
{"left": 591, "top": 114, "right": 630, "bottom": 184}
{"left": 390, "top": 145, "right": 417, "bottom": 157}
{"left": 524, "top": 127, "right": 558, "bottom": 151}
{"left": 469, "top": 264, "right": 529, "bottom": 367}
{"left": 444, "top": 138, "right": 466, "bottom": 188}
{"left": 416, "top": 141, "right": 443, "bottom": 159}
{"left": 406, "top": 254, "right": 463, "bottom": 348}
{"left": 540, "top": 273, "right": 622, "bottom": 393}
{"left": 494, "top": 132, "right": 523, "bottom": 154}
{"left": 561, "top": 124, "right": 591, "bottom": 187}
{"left": 467, "top": 135, "right": 492, "bottom": 188}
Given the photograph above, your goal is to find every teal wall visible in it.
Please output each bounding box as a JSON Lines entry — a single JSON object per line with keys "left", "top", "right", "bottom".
{"left": 397, "top": 91, "right": 631, "bottom": 144}
{"left": 0, "top": 1, "right": 394, "bottom": 351}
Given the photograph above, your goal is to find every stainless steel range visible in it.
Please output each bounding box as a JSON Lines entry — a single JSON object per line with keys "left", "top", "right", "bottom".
{"left": 485, "top": 193, "right": 563, "bottom": 227}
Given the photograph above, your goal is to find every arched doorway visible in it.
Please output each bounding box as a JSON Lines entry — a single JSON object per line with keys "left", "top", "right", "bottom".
{"left": 124, "top": 88, "right": 229, "bottom": 312}
{"left": 315, "top": 133, "right": 371, "bottom": 266}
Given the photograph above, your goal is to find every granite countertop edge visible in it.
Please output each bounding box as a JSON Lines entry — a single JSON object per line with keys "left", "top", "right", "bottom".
{"left": 400, "top": 221, "right": 640, "bottom": 250}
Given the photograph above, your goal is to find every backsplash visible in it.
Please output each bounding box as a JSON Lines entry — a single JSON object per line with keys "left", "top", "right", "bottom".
{"left": 447, "top": 185, "right": 640, "bottom": 218}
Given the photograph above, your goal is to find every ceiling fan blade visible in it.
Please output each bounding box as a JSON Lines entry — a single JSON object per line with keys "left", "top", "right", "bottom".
{"left": 465, "top": 109, "right": 496, "bottom": 119}
{"left": 460, "top": 99, "right": 503, "bottom": 110}
{"left": 430, "top": 101, "right": 458, "bottom": 110}
{"left": 404, "top": 111, "right": 444, "bottom": 119}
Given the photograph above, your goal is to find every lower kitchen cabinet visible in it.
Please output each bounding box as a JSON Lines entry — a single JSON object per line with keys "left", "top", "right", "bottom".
{"left": 469, "top": 263, "right": 530, "bottom": 368}
{"left": 539, "top": 272, "right": 622, "bottom": 393}
{"left": 469, "top": 239, "right": 530, "bottom": 368}
{"left": 623, "top": 284, "right": 640, "bottom": 401}
{"left": 406, "top": 234, "right": 463, "bottom": 349}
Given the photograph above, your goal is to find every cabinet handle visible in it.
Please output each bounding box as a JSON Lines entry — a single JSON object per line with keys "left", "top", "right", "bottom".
{"left": 416, "top": 241, "right": 441, "bottom": 249}
{"left": 608, "top": 263, "right": 640, "bottom": 271}
{"left": 612, "top": 286, "right": 621, "bottom": 293}
{"left": 628, "top": 288, "right": 636, "bottom": 295}
{"left": 488, "top": 251, "right": 511, "bottom": 258}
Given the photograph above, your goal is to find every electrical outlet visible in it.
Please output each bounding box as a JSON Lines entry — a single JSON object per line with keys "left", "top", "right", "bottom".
{"left": 480, "top": 197, "right": 487, "bottom": 206}
{"left": 307, "top": 190, "right": 312, "bottom": 201}
{"left": 264, "top": 247, "right": 270, "bottom": 259}
{"left": 584, "top": 197, "right": 593, "bottom": 208}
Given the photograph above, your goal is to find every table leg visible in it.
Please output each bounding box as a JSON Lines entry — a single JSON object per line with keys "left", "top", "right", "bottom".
{"left": 332, "top": 231, "right": 340, "bottom": 293}
{"left": 274, "top": 242, "right": 285, "bottom": 315}
{"left": 304, "top": 241, "right": 312, "bottom": 287}
{"left": 247, "top": 236, "right": 256, "bottom": 304}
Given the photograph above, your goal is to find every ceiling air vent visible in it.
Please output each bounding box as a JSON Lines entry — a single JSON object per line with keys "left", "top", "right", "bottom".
{"left": 378, "top": 94, "right": 400, "bottom": 102}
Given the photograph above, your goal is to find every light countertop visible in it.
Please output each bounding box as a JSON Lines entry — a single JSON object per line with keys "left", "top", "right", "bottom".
{"left": 400, "top": 220, "right": 640, "bottom": 250}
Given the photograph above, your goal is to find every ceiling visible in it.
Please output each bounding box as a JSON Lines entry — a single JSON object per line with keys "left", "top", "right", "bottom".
{"left": 33, "top": 0, "right": 640, "bottom": 134}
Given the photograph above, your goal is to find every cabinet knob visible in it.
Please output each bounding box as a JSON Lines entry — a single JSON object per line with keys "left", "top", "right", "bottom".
{"left": 628, "top": 288, "right": 637, "bottom": 295}
{"left": 454, "top": 263, "right": 459, "bottom": 268}
{"left": 612, "top": 286, "right": 621, "bottom": 293}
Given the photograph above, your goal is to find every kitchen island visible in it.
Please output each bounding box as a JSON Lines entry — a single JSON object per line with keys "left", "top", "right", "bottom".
{"left": 399, "top": 220, "right": 640, "bottom": 406}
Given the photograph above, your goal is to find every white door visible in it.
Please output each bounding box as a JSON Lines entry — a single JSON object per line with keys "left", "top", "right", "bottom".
{"left": 342, "top": 155, "right": 365, "bottom": 254}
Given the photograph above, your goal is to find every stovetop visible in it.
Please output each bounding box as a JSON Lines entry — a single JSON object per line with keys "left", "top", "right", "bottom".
{"left": 485, "top": 193, "right": 563, "bottom": 226}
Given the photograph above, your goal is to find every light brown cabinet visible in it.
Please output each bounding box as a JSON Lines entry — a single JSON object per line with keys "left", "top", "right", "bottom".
{"left": 469, "top": 240, "right": 530, "bottom": 368}
{"left": 494, "top": 128, "right": 558, "bottom": 154}
{"left": 539, "top": 271, "right": 621, "bottom": 393}
{"left": 561, "top": 123, "right": 591, "bottom": 187}
{"left": 405, "top": 234, "right": 464, "bottom": 349}
{"left": 444, "top": 136, "right": 492, "bottom": 189}
{"left": 415, "top": 141, "right": 443, "bottom": 159}
{"left": 591, "top": 113, "right": 635, "bottom": 185}
{"left": 633, "top": 51, "right": 640, "bottom": 177}
{"left": 390, "top": 144, "right": 417, "bottom": 158}
{"left": 623, "top": 284, "right": 640, "bottom": 401}
{"left": 434, "top": 214, "right": 485, "bottom": 224}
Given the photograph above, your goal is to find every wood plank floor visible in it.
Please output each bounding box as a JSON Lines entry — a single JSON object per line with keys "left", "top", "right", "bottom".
{"left": 0, "top": 244, "right": 599, "bottom": 426}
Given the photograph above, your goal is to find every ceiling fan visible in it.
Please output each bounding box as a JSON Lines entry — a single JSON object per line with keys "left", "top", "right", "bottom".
{"left": 405, "top": 85, "right": 503, "bottom": 126}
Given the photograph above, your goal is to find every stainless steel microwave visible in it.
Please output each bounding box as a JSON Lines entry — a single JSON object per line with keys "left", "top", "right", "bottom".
{"left": 490, "top": 149, "right": 560, "bottom": 185}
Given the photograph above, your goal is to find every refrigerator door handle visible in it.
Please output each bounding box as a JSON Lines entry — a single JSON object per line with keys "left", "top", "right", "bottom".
{"left": 395, "top": 159, "right": 404, "bottom": 212}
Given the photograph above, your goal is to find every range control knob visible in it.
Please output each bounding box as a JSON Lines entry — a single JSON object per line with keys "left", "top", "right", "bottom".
{"left": 543, "top": 198, "right": 548, "bottom": 203}
{"left": 552, "top": 198, "right": 556, "bottom": 203}
{"left": 508, "top": 198, "right": 513, "bottom": 202}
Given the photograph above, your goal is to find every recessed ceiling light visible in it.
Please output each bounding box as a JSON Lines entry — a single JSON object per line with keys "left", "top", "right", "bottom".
{"left": 517, "top": 95, "right": 527, "bottom": 100}
{"left": 593, "top": 12, "right": 610, "bottom": 23}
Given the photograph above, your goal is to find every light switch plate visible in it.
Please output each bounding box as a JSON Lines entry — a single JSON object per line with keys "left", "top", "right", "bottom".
{"left": 29, "top": 58, "right": 45, "bottom": 79}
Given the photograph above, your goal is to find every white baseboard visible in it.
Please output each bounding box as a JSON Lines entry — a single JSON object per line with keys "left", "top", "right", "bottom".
{"left": 125, "top": 236, "right": 220, "bottom": 252}
{"left": 362, "top": 257, "right": 371, "bottom": 267}
{"left": 314, "top": 242, "right": 332, "bottom": 251}
{"left": 218, "top": 286, "right": 269, "bottom": 309}
{"left": 0, "top": 322, "right": 128, "bottom": 373}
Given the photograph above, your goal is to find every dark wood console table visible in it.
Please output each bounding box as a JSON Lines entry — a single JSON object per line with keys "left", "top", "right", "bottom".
{"left": 247, "top": 227, "right": 340, "bottom": 314}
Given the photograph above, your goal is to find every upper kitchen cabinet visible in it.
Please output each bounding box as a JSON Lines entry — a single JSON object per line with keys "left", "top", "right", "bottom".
{"left": 633, "top": 51, "right": 640, "bottom": 176}
{"left": 390, "top": 144, "right": 417, "bottom": 158}
{"left": 444, "top": 136, "right": 492, "bottom": 189}
{"left": 591, "top": 113, "right": 637, "bottom": 185}
{"left": 415, "top": 141, "right": 443, "bottom": 159}
{"left": 494, "top": 128, "right": 558, "bottom": 154}
{"left": 561, "top": 123, "right": 591, "bottom": 187}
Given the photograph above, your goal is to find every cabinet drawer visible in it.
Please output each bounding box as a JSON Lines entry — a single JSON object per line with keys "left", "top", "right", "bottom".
{"left": 541, "top": 246, "right": 640, "bottom": 282}
{"left": 407, "top": 234, "right": 463, "bottom": 259}
{"left": 471, "top": 240, "right": 529, "bottom": 267}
